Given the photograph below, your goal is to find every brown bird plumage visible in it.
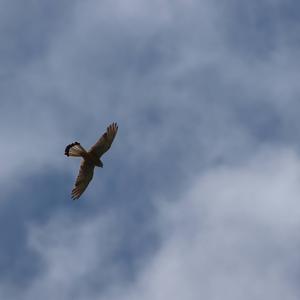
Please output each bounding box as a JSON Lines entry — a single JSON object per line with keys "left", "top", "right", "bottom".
{"left": 65, "top": 122, "right": 118, "bottom": 200}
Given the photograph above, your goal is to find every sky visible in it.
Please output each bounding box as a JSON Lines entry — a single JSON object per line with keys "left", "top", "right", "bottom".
{"left": 1, "top": 0, "right": 300, "bottom": 299}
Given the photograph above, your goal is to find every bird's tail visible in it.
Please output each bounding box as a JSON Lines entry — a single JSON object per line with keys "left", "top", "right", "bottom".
{"left": 65, "top": 142, "right": 87, "bottom": 157}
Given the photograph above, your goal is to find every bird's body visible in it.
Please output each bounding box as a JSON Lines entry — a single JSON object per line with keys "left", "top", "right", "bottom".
{"left": 82, "top": 151, "right": 103, "bottom": 167}
{"left": 65, "top": 122, "right": 118, "bottom": 200}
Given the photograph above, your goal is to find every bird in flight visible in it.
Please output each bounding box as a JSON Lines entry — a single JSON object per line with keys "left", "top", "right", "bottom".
{"left": 65, "top": 122, "right": 118, "bottom": 200}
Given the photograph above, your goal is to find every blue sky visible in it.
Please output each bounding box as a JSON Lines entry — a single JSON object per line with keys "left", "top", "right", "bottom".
{"left": 1, "top": 0, "right": 300, "bottom": 299}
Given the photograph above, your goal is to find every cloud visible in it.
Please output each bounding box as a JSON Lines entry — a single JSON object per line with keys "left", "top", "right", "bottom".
{"left": 2, "top": 147, "right": 299, "bottom": 300}
{"left": 25, "top": 212, "right": 121, "bottom": 299}
{"left": 3, "top": 0, "right": 300, "bottom": 186}
{"left": 114, "top": 148, "right": 300, "bottom": 300}
{"left": 1, "top": 0, "right": 300, "bottom": 299}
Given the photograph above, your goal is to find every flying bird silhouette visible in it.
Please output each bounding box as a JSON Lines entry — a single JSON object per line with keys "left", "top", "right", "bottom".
{"left": 65, "top": 122, "right": 118, "bottom": 200}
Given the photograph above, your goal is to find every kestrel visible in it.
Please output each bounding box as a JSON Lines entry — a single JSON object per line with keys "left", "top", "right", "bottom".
{"left": 65, "top": 122, "right": 118, "bottom": 200}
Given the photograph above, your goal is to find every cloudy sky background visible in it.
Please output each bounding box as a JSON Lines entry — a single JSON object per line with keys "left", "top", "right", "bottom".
{"left": 1, "top": 0, "right": 300, "bottom": 299}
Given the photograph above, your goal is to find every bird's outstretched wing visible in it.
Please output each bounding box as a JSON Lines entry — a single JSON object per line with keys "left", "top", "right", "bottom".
{"left": 88, "top": 122, "right": 118, "bottom": 158}
{"left": 71, "top": 159, "right": 95, "bottom": 200}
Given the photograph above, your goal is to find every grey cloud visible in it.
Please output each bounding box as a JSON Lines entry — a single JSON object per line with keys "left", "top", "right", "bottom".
{"left": 1, "top": 0, "right": 300, "bottom": 299}
{"left": 2, "top": 148, "right": 299, "bottom": 300}
{"left": 116, "top": 148, "right": 300, "bottom": 300}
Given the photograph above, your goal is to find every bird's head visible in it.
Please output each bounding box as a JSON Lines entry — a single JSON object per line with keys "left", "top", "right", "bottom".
{"left": 97, "top": 160, "right": 104, "bottom": 168}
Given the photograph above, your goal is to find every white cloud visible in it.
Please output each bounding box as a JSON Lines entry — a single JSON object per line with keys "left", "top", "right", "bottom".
{"left": 2, "top": 147, "right": 298, "bottom": 300}
{"left": 114, "top": 147, "right": 300, "bottom": 300}
{"left": 3, "top": 0, "right": 300, "bottom": 188}
{"left": 2, "top": 0, "right": 300, "bottom": 298}
{"left": 21, "top": 211, "right": 124, "bottom": 300}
